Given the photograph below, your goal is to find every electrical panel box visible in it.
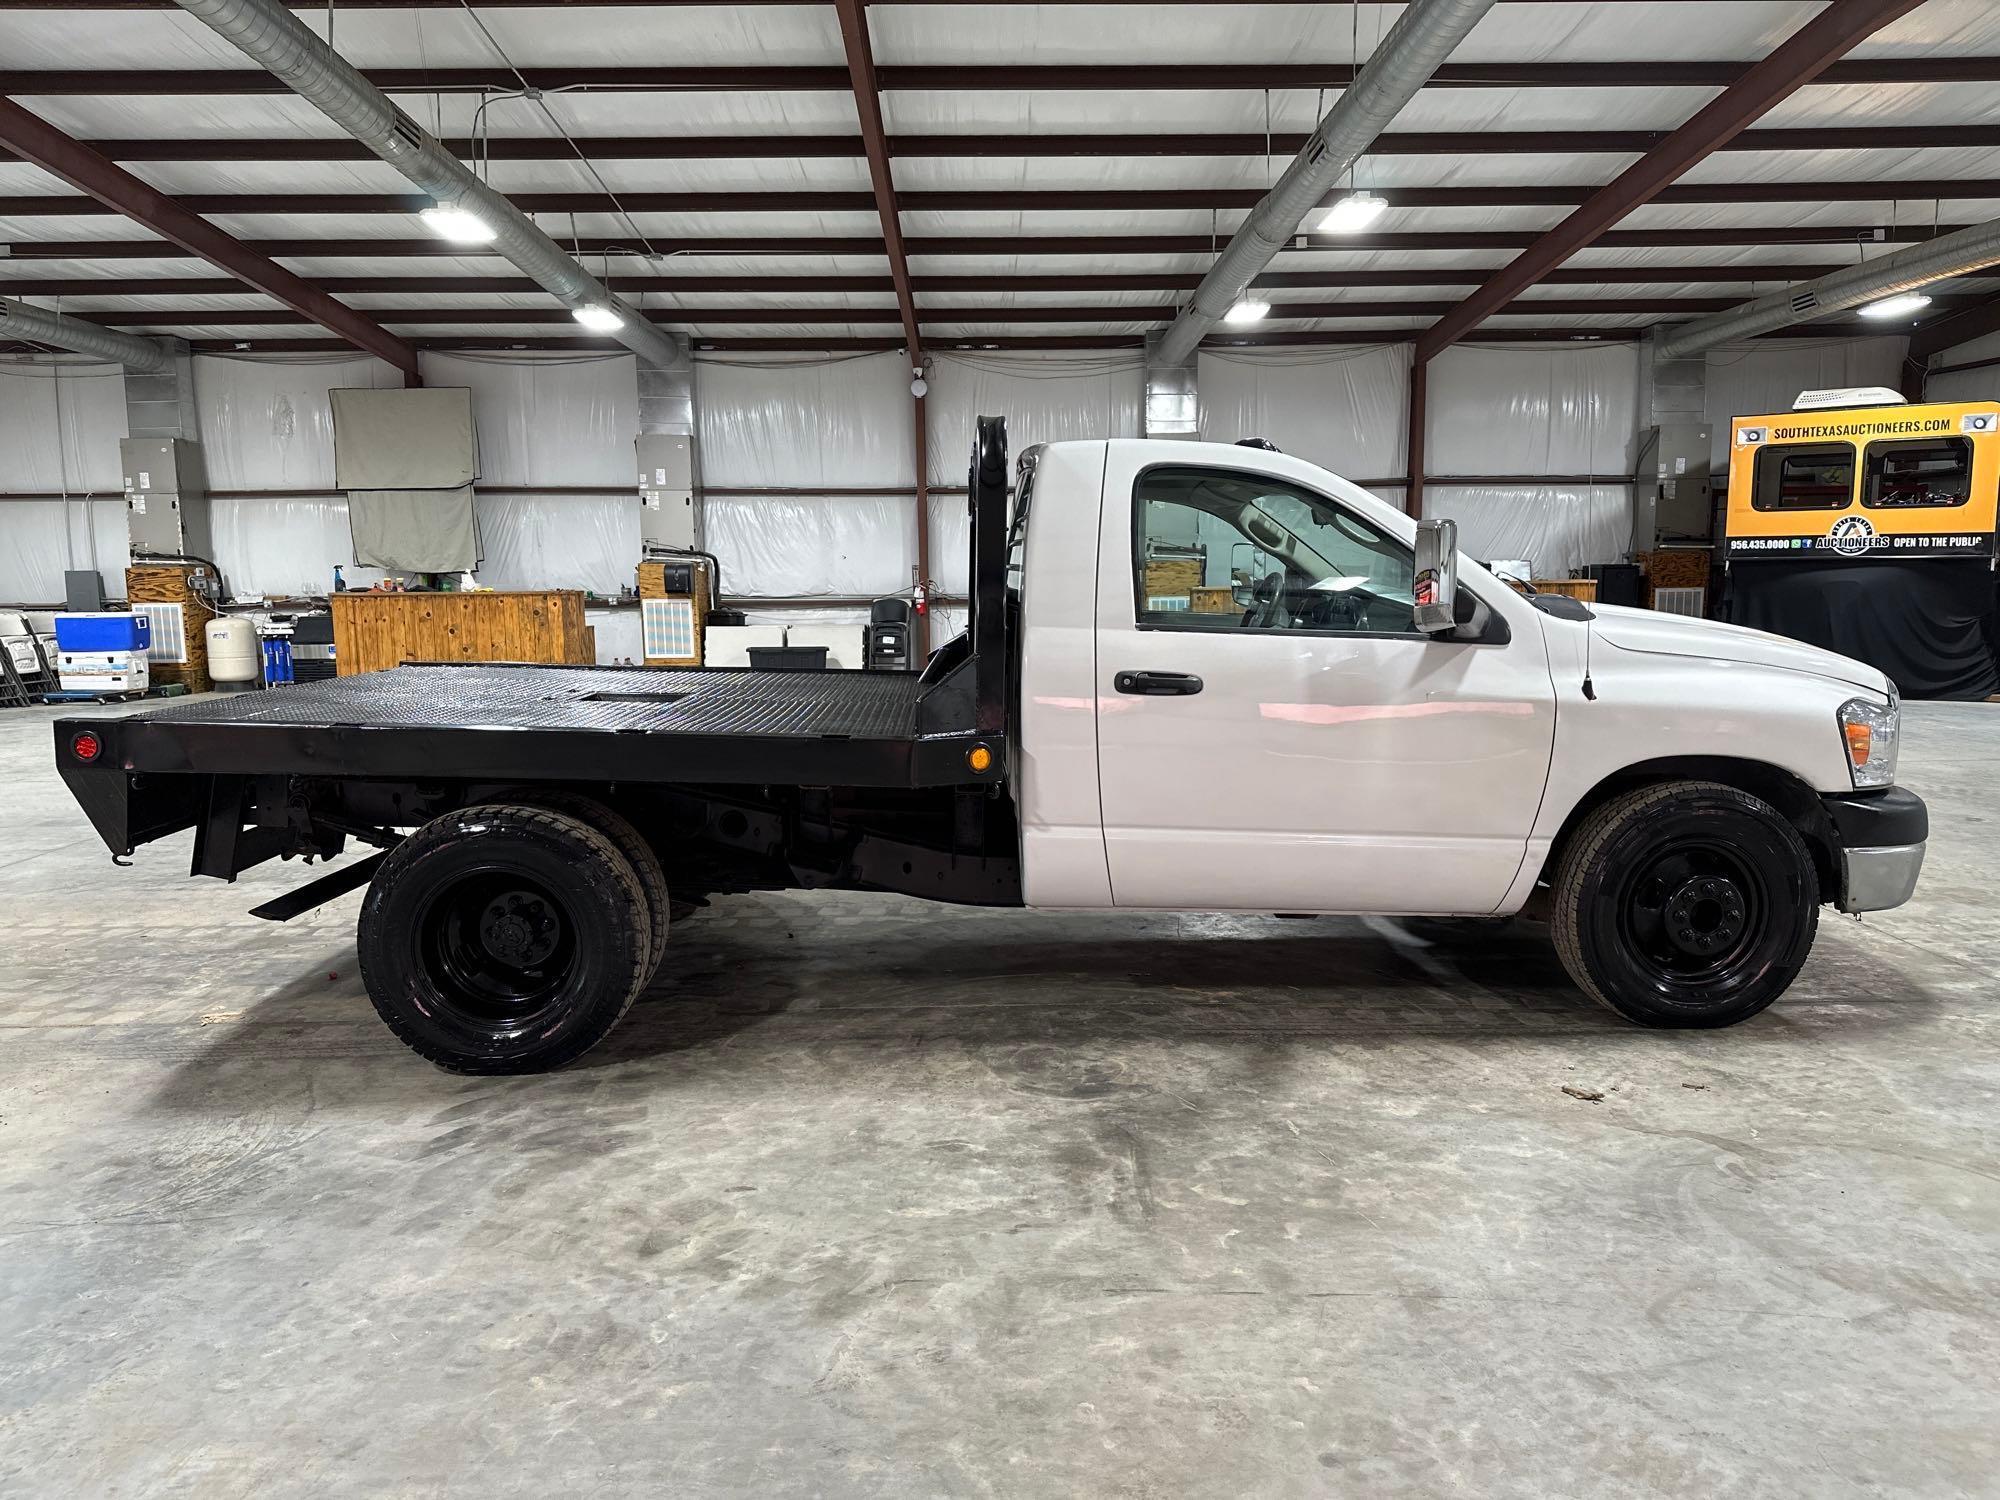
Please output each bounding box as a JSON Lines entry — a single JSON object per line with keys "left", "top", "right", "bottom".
{"left": 1634, "top": 423, "right": 1714, "bottom": 548}
{"left": 637, "top": 432, "right": 696, "bottom": 550}
{"left": 120, "top": 436, "right": 213, "bottom": 558}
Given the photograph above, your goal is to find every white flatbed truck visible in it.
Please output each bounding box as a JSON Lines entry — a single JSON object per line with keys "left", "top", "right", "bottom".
{"left": 56, "top": 418, "right": 1927, "bottom": 1072}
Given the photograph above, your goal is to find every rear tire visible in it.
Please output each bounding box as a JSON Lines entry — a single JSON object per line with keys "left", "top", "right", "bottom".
{"left": 358, "top": 803, "right": 651, "bottom": 1073}
{"left": 520, "top": 791, "right": 670, "bottom": 988}
{"left": 1549, "top": 780, "right": 1819, "bottom": 1028}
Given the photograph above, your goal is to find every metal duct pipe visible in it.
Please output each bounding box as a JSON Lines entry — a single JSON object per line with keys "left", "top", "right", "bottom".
{"left": 1155, "top": 0, "right": 1497, "bottom": 366}
{"left": 1656, "top": 216, "right": 2000, "bottom": 360}
{"left": 0, "top": 298, "right": 170, "bottom": 371}
{"left": 170, "top": 0, "right": 685, "bottom": 368}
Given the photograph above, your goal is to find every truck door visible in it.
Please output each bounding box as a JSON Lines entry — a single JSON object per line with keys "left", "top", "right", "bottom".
{"left": 1093, "top": 451, "right": 1557, "bottom": 914}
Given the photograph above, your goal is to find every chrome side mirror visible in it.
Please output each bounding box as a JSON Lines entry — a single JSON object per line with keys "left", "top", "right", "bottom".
{"left": 1413, "top": 518, "right": 1458, "bottom": 635}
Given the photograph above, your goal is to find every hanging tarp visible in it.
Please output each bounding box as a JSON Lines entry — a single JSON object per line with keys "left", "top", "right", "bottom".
{"left": 347, "top": 486, "right": 481, "bottom": 574}
{"left": 1728, "top": 560, "right": 1998, "bottom": 701}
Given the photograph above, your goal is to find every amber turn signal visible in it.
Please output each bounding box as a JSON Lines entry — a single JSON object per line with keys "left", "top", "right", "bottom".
{"left": 967, "top": 744, "right": 993, "bottom": 773}
{"left": 1844, "top": 721, "right": 1872, "bottom": 767}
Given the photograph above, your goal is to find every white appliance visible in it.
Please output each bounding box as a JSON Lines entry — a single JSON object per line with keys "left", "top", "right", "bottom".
{"left": 205, "top": 616, "right": 261, "bottom": 684}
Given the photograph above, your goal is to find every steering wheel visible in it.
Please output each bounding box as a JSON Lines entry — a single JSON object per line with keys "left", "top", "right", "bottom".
{"left": 1299, "top": 589, "right": 1364, "bottom": 631}
{"left": 1245, "top": 570, "right": 1289, "bottom": 629}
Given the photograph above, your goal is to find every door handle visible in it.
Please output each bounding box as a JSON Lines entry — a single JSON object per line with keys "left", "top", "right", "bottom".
{"left": 1115, "top": 670, "right": 1204, "bottom": 696}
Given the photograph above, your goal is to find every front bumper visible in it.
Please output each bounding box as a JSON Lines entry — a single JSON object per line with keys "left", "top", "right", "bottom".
{"left": 1821, "top": 787, "right": 1928, "bottom": 914}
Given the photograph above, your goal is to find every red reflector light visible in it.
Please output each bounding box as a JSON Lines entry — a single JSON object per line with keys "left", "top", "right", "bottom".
{"left": 70, "top": 731, "right": 102, "bottom": 763}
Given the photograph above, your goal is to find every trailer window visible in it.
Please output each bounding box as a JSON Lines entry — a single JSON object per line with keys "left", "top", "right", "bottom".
{"left": 1132, "top": 465, "right": 1417, "bottom": 636}
{"left": 1751, "top": 443, "right": 1855, "bottom": 510}
{"left": 1862, "top": 437, "right": 1973, "bottom": 509}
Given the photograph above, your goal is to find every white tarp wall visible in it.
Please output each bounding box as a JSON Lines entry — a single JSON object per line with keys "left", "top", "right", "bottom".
{"left": 199, "top": 352, "right": 403, "bottom": 597}
{"left": 1198, "top": 345, "right": 1409, "bottom": 485}
{"left": 1428, "top": 343, "right": 1639, "bottom": 579}
{"left": 0, "top": 358, "right": 129, "bottom": 602}
{"left": 696, "top": 351, "right": 914, "bottom": 622}
{"left": 1924, "top": 331, "right": 2000, "bottom": 404}
{"left": 924, "top": 351, "right": 1144, "bottom": 600}
{"left": 1702, "top": 336, "right": 1908, "bottom": 468}
{"left": 423, "top": 350, "right": 639, "bottom": 596}
{"left": 0, "top": 333, "right": 1913, "bottom": 622}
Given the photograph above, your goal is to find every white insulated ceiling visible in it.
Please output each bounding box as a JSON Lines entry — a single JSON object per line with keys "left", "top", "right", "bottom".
{"left": 1, "top": 1, "right": 1998, "bottom": 352}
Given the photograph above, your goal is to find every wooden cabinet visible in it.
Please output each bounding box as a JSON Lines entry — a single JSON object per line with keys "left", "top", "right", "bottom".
{"left": 126, "top": 563, "right": 218, "bottom": 694}
{"left": 330, "top": 590, "right": 592, "bottom": 676}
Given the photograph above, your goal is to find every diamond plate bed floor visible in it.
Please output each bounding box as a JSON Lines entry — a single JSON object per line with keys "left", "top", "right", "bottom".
{"left": 128, "top": 663, "right": 929, "bottom": 741}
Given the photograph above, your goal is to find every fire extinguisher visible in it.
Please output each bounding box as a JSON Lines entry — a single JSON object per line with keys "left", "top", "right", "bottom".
{"left": 912, "top": 578, "right": 929, "bottom": 618}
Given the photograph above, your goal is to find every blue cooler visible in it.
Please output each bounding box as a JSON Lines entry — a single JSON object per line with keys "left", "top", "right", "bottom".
{"left": 54, "top": 612, "right": 151, "bottom": 654}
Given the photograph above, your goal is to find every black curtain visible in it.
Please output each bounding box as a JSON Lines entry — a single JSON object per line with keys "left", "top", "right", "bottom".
{"left": 1728, "top": 560, "right": 1998, "bottom": 700}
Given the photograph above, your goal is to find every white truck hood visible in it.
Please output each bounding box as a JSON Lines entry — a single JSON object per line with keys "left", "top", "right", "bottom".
{"left": 1587, "top": 603, "right": 1890, "bottom": 695}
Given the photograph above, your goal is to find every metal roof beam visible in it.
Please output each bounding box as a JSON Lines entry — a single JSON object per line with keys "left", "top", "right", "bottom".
{"left": 832, "top": 0, "right": 918, "bottom": 363}
{"left": 160, "top": 327, "right": 1888, "bottom": 362}
{"left": 6, "top": 125, "right": 1995, "bottom": 164}
{"left": 84, "top": 294, "right": 1859, "bottom": 329}
{"left": 6, "top": 56, "right": 1998, "bottom": 93}
{"left": 7, "top": 264, "right": 1936, "bottom": 298}
{"left": 0, "top": 96, "right": 418, "bottom": 372}
{"left": 7, "top": 180, "right": 1998, "bottom": 218}
{"left": 3, "top": 225, "right": 1977, "bottom": 261}
{"left": 1415, "top": 0, "right": 1931, "bottom": 362}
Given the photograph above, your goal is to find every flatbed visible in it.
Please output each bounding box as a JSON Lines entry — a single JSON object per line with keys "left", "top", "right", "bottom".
{"left": 75, "top": 660, "right": 993, "bottom": 788}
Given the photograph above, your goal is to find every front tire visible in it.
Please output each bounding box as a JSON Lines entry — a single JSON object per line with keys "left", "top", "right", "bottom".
{"left": 357, "top": 803, "right": 652, "bottom": 1073}
{"left": 1550, "top": 780, "right": 1819, "bottom": 1028}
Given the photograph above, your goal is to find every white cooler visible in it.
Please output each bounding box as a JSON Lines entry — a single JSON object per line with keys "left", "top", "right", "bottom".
{"left": 58, "top": 649, "right": 150, "bottom": 695}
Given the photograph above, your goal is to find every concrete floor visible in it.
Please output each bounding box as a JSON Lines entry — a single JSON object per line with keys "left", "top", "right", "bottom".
{"left": 1, "top": 699, "right": 1996, "bottom": 1499}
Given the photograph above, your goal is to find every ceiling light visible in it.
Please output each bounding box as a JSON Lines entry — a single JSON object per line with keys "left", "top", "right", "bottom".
{"left": 1318, "top": 190, "right": 1388, "bottom": 235}
{"left": 1225, "top": 298, "right": 1271, "bottom": 325}
{"left": 418, "top": 203, "right": 497, "bottom": 245}
{"left": 571, "top": 303, "right": 626, "bottom": 333}
{"left": 1858, "top": 291, "right": 1933, "bottom": 321}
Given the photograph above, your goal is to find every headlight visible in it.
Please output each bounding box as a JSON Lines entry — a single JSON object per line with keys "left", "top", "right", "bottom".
{"left": 1837, "top": 692, "right": 1899, "bottom": 789}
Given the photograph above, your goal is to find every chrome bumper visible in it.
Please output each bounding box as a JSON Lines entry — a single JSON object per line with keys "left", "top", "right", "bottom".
{"left": 1839, "top": 841, "right": 1926, "bottom": 914}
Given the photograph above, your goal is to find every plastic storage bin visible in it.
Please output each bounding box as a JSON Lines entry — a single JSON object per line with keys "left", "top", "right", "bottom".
{"left": 746, "top": 645, "right": 829, "bottom": 671}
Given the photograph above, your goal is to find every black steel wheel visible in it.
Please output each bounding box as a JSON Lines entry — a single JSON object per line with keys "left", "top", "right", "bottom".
{"left": 358, "top": 803, "right": 652, "bottom": 1073}
{"left": 1550, "top": 780, "right": 1819, "bottom": 1028}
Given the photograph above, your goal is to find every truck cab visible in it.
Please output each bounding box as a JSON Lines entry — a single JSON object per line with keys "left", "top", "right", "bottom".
{"left": 1008, "top": 431, "right": 1923, "bottom": 1025}
{"left": 55, "top": 417, "right": 1929, "bottom": 1072}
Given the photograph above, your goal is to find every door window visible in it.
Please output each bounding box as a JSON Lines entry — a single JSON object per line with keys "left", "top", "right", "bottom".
{"left": 1862, "top": 437, "right": 1973, "bottom": 509}
{"left": 1751, "top": 443, "right": 1855, "bottom": 510}
{"left": 1133, "top": 466, "right": 1417, "bottom": 635}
